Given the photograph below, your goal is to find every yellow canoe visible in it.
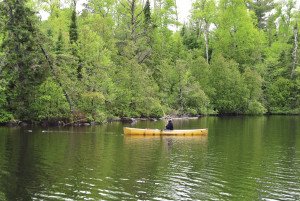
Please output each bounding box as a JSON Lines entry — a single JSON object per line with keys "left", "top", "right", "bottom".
{"left": 123, "top": 127, "right": 208, "bottom": 136}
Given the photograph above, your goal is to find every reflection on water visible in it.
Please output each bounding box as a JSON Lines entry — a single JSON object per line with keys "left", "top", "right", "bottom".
{"left": 0, "top": 116, "right": 299, "bottom": 200}
{"left": 124, "top": 135, "right": 208, "bottom": 146}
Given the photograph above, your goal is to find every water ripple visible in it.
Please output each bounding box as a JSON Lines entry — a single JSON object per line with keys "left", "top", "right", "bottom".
{"left": 1, "top": 117, "right": 300, "bottom": 200}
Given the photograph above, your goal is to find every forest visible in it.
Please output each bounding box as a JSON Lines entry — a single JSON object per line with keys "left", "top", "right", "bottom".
{"left": 0, "top": 0, "right": 299, "bottom": 124}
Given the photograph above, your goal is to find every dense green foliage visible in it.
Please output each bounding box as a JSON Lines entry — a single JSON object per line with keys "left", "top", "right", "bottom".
{"left": 0, "top": 0, "right": 299, "bottom": 124}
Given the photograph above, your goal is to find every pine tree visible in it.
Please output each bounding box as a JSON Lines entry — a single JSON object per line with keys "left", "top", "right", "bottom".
{"left": 247, "top": 0, "right": 276, "bottom": 29}
{"left": 55, "top": 29, "right": 64, "bottom": 54}
{"left": 69, "top": 7, "right": 82, "bottom": 79}
{"left": 69, "top": 9, "right": 78, "bottom": 44}
{"left": 0, "top": 0, "right": 49, "bottom": 120}
{"left": 144, "top": 0, "right": 151, "bottom": 28}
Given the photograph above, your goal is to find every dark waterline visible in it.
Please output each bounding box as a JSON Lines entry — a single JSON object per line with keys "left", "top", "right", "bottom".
{"left": 0, "top": 116, "right": 299, "bottom": 200}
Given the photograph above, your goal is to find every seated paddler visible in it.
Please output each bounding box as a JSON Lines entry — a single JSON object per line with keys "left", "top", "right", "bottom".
{"left": 165, "top": 119, "right": 174, "bottom": 130}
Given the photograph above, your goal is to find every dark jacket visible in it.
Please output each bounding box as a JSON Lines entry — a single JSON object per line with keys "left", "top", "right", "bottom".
{"left": 166, "top": 121, "right": 174, "bottom": 130}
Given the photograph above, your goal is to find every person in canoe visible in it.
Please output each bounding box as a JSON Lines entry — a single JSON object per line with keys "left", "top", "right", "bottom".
{"left": 165, "top": 119, "right": 174, "bottom": 130}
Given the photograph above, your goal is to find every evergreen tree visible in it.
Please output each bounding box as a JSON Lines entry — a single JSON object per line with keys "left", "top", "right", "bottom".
{"left": 55, "top": 29, "right": 64, "bottom": 54}
{"left": 69, "top": 7, "right": 83, "bottom": 80}
{"left": 0, "top": 0, "right": 49, "bottom": 120}
{"left": 69, "top": 9, "right": 78, "bottom": 44}
{"left": 180, "top": 24, "right": 201, "bottom": 50}
{"left": 0, "top": 79, "right": 12, "bottom": 123}
{"left": 247, "top": 0, "right": 276, "bottom": 29}
{"left": 144, "top": 0, "right": 152, "bottom": 28}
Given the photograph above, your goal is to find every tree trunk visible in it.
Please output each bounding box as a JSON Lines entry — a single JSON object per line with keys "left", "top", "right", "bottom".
{"left": 204, "top": 20, "right": 209, "bottom": 63}
{"left": 174, "top": 0, "right": 179, "bottom": 31}
{"left": 291, "top": 24, "right": 298, "bottom": 79}
{"left": 39, "top": 45, "right": 74, "bottom": 114}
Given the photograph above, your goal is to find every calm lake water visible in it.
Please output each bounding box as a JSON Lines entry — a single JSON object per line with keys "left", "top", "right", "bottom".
{"left": 0, "top": 116, "right": 299, "bottom": 200}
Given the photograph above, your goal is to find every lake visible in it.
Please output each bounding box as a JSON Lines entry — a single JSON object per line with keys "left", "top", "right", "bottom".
{"left": 0, "top": 116, "right": 299, "bottom": 200}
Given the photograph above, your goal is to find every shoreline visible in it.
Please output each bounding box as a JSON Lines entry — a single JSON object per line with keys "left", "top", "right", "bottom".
{"left": 1, "top": 115, "right": 205, "bottom": 127}
{"left": 1, "top": 113, "right": 300, "bottom": 127}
